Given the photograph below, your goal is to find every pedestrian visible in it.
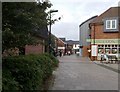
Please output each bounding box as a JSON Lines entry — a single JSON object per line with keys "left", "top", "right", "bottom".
{"left": 59, "top": 50, "right": 62, "bottom": 57}
{"left": 101, "top": 54, "right": 103, "bottom": 61}
{"left": 53, "top": 50, "right": 56, "bottom": 57}
{"left": 68, "top": 51, "right": 70, "bottom": 55}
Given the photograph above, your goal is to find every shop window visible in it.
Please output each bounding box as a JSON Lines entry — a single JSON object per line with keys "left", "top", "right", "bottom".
{"left": 105, "top": 48, "right": 111, "bottom": 54}
{"left": 112, "top": 48, "right": 117, "bottom": 54}
{"left": 98, "top": 48, "right": 104, "bottom": 54}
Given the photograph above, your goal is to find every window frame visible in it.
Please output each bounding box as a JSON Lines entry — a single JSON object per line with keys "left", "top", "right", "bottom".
{"left": 106, "top": 19, "right": 117, "bottom": 29}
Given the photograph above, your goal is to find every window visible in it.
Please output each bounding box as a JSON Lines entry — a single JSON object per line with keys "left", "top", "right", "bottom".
{"left": 98, "top": 48, "right": 104, "bottom": 54}
{"left": 106, "top": 20, "right": 117, "bottom": 29}
{"left": 112, "top": 48, "right": 117, "bottom": 54}
{"left": 105, "top": 48, "right": 111, "bottom": 54}
{"left": 119, "top": 48, "right": 120, "bottom": 54}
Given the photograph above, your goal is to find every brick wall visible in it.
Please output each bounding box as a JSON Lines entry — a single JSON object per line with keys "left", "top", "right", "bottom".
{"left": 57, "top": 39, "right": 65, "bottom": 47}
{"left": 90, "top": 24, "right": 119, "bottom": 61}
{"left": 82, "top": 46, "right": 90, "bottom": 57}
{"left": 25, "top": 44, "right": 45, "bottom": 55}
{"left": 91, "top": 25, "right": 119, "bottom": 39}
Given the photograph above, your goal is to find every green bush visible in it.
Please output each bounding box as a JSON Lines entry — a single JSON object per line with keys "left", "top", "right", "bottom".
{"left": 43, "top": 53, "right": 59, "bottom": 67}
{"left": 2, "top": 53, "right": 59, "bottom": 90}
{"left": 2, "top": 69, "right": 19, "bottom": 90}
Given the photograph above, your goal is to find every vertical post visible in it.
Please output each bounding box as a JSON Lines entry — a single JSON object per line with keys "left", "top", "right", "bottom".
{"left": 93, "top": 23, "right": 95, "bottom": 60}
{"left": 79, "top": 25, "right": 82, "bottom": 56}
{"left": 79, "top": 26, "right": 81, "bottom": 56}
{"left": 93, "top": 23, "right": 95, "bottom": 45}
{"left": 48, "top": 10, "right": 58, "bottom": 54}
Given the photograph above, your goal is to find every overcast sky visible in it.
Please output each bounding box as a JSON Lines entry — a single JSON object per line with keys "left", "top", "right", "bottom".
{"left": 48, "top": 0, "right": 119, "bottom": 41}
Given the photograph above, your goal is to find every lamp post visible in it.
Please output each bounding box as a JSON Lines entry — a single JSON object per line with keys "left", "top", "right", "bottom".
{"left": 49, "top": 10, "right": 58, "bottom": 53}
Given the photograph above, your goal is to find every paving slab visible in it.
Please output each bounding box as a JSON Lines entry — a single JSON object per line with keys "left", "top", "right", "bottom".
{"left": 49, "top": 55, "right": 118, "bottom": 90}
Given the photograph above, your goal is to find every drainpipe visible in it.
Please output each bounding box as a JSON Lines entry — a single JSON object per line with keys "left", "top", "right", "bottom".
{"left": 93, "top": 23, "right": 95, "bottom": 45}
{"left": 79, "top": 25, "right": 83, "bottom": 56}
{"left": 93, "top": 23, "right": 96, "bottom": 61}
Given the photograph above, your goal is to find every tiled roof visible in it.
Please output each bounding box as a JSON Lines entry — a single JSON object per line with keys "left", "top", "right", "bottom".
{"left": 79, "top": 15, "right": 98, "bottom": 26}
{"left": 33, "top": 26, "right": 48, "bottom": 39}
{"left": 91, "top": 7, "right": 120, "bottom": 24}
{"left": 59, "top": 38, "right": 66, "bottom": 42}
{"left": 65, "top": 40, "right": 79, "bottom": 45}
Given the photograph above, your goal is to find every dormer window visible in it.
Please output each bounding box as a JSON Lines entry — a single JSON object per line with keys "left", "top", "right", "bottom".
{"left": 106, "top": 19, "right": 117, "bottom": 29}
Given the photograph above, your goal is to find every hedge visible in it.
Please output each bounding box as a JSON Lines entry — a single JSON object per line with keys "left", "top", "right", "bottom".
{"left": 2, "top": 53, "right": 59, "bottom": 91}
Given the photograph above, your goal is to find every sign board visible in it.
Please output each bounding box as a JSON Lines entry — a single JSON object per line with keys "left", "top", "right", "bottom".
{"left": 58, "top": 47, "right": 65, "bottom": 49}
{"left": 86, "top": 39, "right": 120, "bottom": 44}
{"left": 91, "top": 45, "right": 97, "bottom": 56}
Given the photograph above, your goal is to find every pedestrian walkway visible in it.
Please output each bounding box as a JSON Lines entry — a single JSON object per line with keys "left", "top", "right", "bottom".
{"left": 57, "top": 54, "right": 91, "bottom": 63}
{"left": 93, "top": 61, "right": 120, "bottom": 73}
{"left": 49, "top": 55, "right": 118, "bottom": 90}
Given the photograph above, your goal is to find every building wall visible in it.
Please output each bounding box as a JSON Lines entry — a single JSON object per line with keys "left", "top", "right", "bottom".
{"left": 57, "top": 38, "right": 65, "bottom": 47}
{"left": 25, "top": 44, "right": 44, "bottom": 55}
{"left": 79, "top": 16, "right": 97, "bottom": 57}
{"left": 73, "top": 44, "right": 79, "bottom": 54}
{"left": 82, "top": 46, "right": 90, "bottom": 57}
{"left": 91, "top": 25, "right": 119, "bottom": 40}
{"left": 80, "top": 22, "right": 90, "bottom": 46}
{"left": 90, "top": 24, "right": 119, "bottom": 60}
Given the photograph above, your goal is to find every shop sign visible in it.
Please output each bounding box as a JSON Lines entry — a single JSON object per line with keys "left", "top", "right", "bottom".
{"left": 87, "top": 39, "right": 120, "bottom": 44}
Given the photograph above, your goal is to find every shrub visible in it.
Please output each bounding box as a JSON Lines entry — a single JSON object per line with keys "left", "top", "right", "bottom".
{"left": 43, "top": 53, "right": 59, "bottom": 67}
{"left": 2, "top": 69, "right": 19, "bottom": 90}
{"left": 2, "top": 53, "right": 59, "bottom": 90}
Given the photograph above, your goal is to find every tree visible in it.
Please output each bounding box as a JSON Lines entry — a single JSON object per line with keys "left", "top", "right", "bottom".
{"left": 2, "top": 2, "right": 52, "bottom": 54}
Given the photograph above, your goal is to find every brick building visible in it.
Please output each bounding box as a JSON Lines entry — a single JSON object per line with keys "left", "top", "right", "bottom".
{"left": 89, "top": 7, "right": 120, "bottom": 60}
{"left": 25, "top": 26, "right": 48, "bottom": 55}
{"left": 56, "top": 38, "right": 66, "bottom": 55}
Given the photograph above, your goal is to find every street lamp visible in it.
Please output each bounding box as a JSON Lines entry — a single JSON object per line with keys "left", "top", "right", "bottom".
{"left": 49, "top": 10, "right": 58, "bottom": 53}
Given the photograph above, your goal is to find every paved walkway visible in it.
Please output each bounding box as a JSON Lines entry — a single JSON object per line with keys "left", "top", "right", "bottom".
{"left": 49, "top": 55, "right": 118, "bottom": 90}
{"left": 93, "top": 61, "right": 119, "bottom": 73}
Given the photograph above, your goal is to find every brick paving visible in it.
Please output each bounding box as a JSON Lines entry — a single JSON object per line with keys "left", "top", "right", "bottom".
{"left": 93, "top": 61, "right": 120, "bottom": 73}
{"left": 49, "top": 55, "right": 118, "bottom": 90}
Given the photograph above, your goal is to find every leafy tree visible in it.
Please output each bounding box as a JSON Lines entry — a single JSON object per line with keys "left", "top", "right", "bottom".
{"left": 2, "top": 2, "right": 52, "bottom": 54}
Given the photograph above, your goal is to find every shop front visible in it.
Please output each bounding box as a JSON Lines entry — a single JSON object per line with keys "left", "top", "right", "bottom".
{"left": 90, "top": 39, "right": 120, "bottom": 60}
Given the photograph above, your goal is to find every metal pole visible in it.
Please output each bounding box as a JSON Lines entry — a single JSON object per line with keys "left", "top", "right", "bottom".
{"left": 93, "top": 23, "right": 95, "bottom": 60}
{"left": 79, "top": 26, "right": 82, "bottom": 56}
{"left": 93, "top": 23, "right": 95, "bottom": 45}
{"left": 48, "top": 10, "right": 58, "bottom": 54}
{"left": 79, "top": 26, "right": 81, "bottom": 56}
